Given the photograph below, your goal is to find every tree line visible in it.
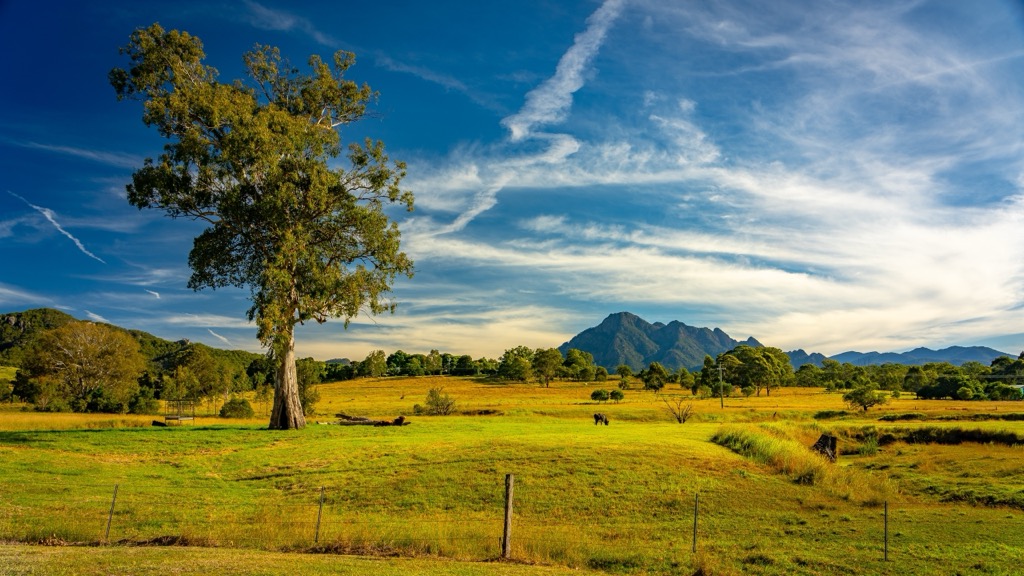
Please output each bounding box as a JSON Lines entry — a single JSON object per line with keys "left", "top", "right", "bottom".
{"left": 4, "top": 322, "right": 1021, "bottom": 417}
{"left": 3, "top": 321, "right": 324, "bottom": 417}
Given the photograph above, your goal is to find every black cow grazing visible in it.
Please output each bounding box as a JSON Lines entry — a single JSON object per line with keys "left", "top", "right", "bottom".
{"left": 593, "top": 413, "right": 609, "bottom": 425}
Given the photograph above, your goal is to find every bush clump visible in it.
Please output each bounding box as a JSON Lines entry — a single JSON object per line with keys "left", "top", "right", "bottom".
{"left": 219, "top": 398, "right": 255, "bottom": 419}
{"left": 418, "top": 387, "right": 456, "bottom": 415}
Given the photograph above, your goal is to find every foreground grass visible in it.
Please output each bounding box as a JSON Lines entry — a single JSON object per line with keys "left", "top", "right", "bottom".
{"left": 3, "top": 377, "right": 1024, "bottom": 574}
{"left": 0, "top": 543, "right": 598, "bottom": 576}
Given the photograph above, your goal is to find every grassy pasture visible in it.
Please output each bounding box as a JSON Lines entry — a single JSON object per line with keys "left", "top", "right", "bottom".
{"left": 2, "top": 376, "right": 1024, "bottom": 575}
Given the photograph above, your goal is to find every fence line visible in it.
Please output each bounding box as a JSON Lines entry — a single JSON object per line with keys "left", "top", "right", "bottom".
{"left": 4, "top": 476, "right": 1023, "bottom": 570}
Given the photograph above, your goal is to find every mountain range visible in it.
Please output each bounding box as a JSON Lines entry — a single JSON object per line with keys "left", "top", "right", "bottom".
{"left": 560, "top": 312, "right": 1013, "bottom": 371}
{"left": 558, "top": 312, "right": 763, "bottom": 372}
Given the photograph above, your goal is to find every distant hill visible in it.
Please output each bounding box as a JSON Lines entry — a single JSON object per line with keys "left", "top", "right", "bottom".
{"left": 827, "top": 346, "right": 1013, "bottom": 367}
{"left": 785, "top": 349, "right": 828, "bottom": 368}
{"left": 558, "top": 312, "right": 762, "bottom": 372}
{"left": 0, "top": 308, "right": 78, "bottom": 366}
{"left": 0, "top": 308, "right": 263, "bottom": 371}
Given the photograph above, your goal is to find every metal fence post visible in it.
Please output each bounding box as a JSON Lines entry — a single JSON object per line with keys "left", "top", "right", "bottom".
{"left": 502, "top": 474, "right": 514, "bottom": 559}
{"left": 692, "top": 493, "right": 699, "bottom": 553}
{"left": 314, "top": 486, "right": 325, "bottom": 544}
{"left": 884, "top": 500, "right": 889, "bottom": 562}
{"left": 104, "top": 484, "right": 119, "bottom": 544}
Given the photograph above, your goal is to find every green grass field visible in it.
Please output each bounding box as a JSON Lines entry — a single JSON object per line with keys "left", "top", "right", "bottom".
{"left": 2, "top": 375, "right": 1024, "bottom": 575}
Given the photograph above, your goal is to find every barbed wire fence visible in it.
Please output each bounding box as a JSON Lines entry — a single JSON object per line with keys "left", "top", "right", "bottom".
{"left": 4, "top": 471, "right": 1023, "bottom": 571}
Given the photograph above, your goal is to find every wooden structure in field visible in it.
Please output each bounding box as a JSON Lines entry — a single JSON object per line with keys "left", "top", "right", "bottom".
{"left": 164, "top": 399, "right": 196, "bottom": 424}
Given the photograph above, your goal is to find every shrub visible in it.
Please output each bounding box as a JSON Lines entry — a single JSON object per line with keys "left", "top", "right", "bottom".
{"left": 878, "top": 412, "right": 927, "bottom": 422}
{"left": 423, "top": 387, "right": 456, "bottom": 415}
{"left": 814, "top": 410, "right": 850, "bottom": 420}
{"left": 591, "top": 389, "right": 610, "bottom": 403}
{"left": 858, "top": 435, "right": 879, "bottom": 456}
{"left": 219, "top": 398, "right": 255, "bottom": 419}
{"left": 128, "top": 387, "right": 161, "bottom": 415}
{"left": 609, "top": 389, "right": 624, "bottom": 403}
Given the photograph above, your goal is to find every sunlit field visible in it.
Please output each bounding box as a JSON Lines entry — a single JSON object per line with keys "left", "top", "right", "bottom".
{"left": 2, "top": 375, "right": 1024, "bottom": 575}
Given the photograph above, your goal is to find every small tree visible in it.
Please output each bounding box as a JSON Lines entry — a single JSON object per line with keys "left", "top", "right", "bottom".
{"left": 591, "top": 389, "right": 610, "bottom": 403}
{"left": 642, "top": 362, "right": 669, "bottom": 392}
{"left": 661, "top": 395, "right": 694, "bottom": 423}
{"left": 609, "top": 389, "right": 624, "bottom": 403}
{"left": 424, "top": 387, "right": 456, "bottom": 415}
{"left": 843, "top": 384, "right": 889, "bottom": 412}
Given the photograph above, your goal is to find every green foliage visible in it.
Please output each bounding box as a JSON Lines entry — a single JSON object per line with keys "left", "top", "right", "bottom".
{"left": 127, "top": 386, "right": 161, "bottom": 415}
{"left": 843, "top": 384, "right": 889, "bottom": 412}
{"left": 719, "top": 345, "right": 792, "bottom": 397}
{"left": 532, "top": 348, "right": 563, "bottom": 387}
{"left": 562, "top": 349, "right": 597, "bottom": 382}
{"left": 676, "top": 366, "right": 694, "bottom": 389}
{"left": 641, "top": 361, "right": 668, "bottom": 392}
{"left": 422, "top": 387, "right": 456, "bottom": 415}
{"left": 590, "top": 389, "right": 609, "bottom": 403}
{"left": 0, "top": 308, "right": 77, "bottom": 367}
{"left": 358, "top": 350, "right": 388, "bottom": 378}
{"left": 857, "top": 435, "right": 879, "bottom": 456}
{"left": 609, "top": 389, "right": 624, "bottom": 402}
{"left": 296, "top": 358, "right": 322, "bottom": 416}
{"left": 220, "top": 398, "right": 255, "bottom": 419}
{"left": 18, "top": 322, "right": 146, "bottom": 413}
{"left": 498, "top": 346, "right": 533, "bottom": 381}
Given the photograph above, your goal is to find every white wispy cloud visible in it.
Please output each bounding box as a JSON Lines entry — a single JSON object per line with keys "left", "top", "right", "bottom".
{"left": 163, "top": 313, "right": 255, "bottom": 329}
{"left": 0, "top": 283, "right": 52, "bottom": 308}
{"left": 243, "top": 1, "right": 337, "bottom": 46}
{"left": 375, "top": 54, "right": 503, "bottom": 112}
{"left": 501, "top": 0, "right": 626, "bottom": 141}
{"left": 207, "top": 329, "right": 232, "bottom": 346}
{"left": 145, "top": 289, "right": 160, "bottom": 299}
{"left": 84, "top": 310, "right": 110, "bottom": 323}
{"left": 410, "top": 0, "right": 625, "bottom": 235}
{"left": 8, "top": 192, "right": 106, "bottom": 264}
{"left": 11, "top": 141, "right": 141, "bottom": 169}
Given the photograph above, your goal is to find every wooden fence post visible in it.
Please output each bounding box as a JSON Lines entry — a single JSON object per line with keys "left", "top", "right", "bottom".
{"left": 884, "top": 500, "right": 889, "bottom": 561}
{"left": 104, "top": 484, "right": 119, "bottom": 544}
{"left": 692, "top": 493, "right": 699, "bottom": 553}
{"left": 314, "top": 486, "right": 325, "bottom": 544}
{"left": 502, "top": 474, "right": 514, "bottom": 559}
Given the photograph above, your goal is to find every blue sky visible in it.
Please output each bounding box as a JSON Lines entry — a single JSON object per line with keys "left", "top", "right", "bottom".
{"left": 2, "top": 0, "right": 1024, "bottom": 361}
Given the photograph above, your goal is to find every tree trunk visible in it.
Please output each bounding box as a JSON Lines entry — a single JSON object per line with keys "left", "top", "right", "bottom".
{"left": 269, "top": 328, "right": 305, "bottom": 430}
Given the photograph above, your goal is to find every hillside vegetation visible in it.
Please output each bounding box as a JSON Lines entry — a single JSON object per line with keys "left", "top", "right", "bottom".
{"left": 3, "top": 377, "right": 1024, "bottom": 575}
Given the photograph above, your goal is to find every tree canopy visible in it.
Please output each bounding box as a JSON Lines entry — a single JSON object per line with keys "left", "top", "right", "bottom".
{"left": 17, "top": 322, "right": 146, "bottom": 413}
{"left": 111, "top": 24, "right": 413, "bottom": 429}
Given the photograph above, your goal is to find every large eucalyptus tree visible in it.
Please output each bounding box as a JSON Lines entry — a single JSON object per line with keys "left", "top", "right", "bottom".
{"left": 111, "top": 24, "right": 414, "bottom": 429}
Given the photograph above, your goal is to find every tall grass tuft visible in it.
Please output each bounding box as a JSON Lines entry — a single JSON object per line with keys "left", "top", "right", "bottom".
{"left": 711, "top": 424, "right": 897, "bottom": 505}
